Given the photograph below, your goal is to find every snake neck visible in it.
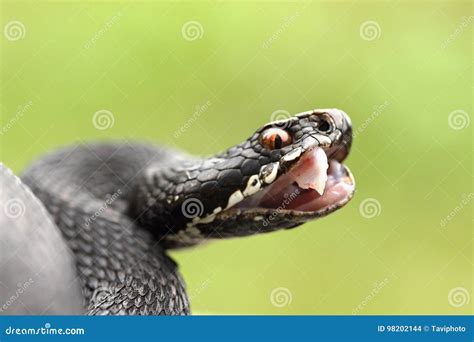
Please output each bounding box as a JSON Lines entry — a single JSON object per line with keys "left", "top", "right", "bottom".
{"left": 129, "top": 156, "right": 229, "bottom": 247}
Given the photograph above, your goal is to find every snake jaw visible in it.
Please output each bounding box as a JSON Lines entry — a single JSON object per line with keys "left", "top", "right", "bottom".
{"left": 228, "top": 108, "right": 354, "bottom": 218}
{"left": 234, "top": 146, "right": 355, "bottom": 215}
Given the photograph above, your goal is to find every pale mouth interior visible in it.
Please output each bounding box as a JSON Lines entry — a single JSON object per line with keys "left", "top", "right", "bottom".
{"left": 237, "top": 148, "right": 355, "bottom": 212}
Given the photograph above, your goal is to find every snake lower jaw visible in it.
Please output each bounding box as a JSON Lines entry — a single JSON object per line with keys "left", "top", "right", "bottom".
{"left": 212, "top": 165, "right": 354, "bottom": 235}
{"left": 235, "top": 151, "right": 355, "bottom": 218}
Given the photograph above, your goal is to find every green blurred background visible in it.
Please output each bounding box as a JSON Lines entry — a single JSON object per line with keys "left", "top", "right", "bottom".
{"left": 1, "top": 0, "right": 472, "bottom": 314}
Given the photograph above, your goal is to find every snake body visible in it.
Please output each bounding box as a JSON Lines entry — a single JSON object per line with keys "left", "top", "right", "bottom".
{"left": 0, "top": 108, "right": 354, "bottom": 315}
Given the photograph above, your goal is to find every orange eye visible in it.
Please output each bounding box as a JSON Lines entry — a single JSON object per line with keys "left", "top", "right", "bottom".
{"left": 259, "top": 128, "right": 293, "bottom": 150}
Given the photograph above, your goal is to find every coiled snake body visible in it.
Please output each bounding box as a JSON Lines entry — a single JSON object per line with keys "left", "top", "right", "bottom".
{"left": 0, "top": 109, "right": 354, "bottom": 315}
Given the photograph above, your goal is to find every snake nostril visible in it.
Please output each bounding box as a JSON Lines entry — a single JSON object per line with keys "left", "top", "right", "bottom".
{"left": 318, "top": 119, "right": 331, "bottom": 132}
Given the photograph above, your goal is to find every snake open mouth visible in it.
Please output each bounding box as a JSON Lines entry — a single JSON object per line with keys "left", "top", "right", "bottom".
{"left": 237, "top": 148, "right": 355, "bottom": 214}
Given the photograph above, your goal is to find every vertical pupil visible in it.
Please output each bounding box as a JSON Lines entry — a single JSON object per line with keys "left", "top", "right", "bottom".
{"left": 260, "top": 129, "right": 291, "bottom": 150}
{"left": 274, "top": 134, "right": 282, "bottom": 149}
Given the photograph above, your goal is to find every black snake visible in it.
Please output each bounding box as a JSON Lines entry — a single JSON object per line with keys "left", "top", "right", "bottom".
{"left": 0, "top": 108, "right": 354, "bottom": 315}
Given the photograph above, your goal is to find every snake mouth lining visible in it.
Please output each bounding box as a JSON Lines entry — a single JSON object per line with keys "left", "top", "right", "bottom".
{"left": 236, "top": 148, "right": 355, "bottom": 215}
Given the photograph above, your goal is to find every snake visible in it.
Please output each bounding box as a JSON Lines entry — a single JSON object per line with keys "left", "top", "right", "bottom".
{"left": 0, "top": 108, "right": 355, "bottom": 315}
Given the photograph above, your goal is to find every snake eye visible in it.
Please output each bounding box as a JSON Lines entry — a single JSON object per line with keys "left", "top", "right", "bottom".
{"left": 259, "top": 128, "right": 293, "bottom": 150}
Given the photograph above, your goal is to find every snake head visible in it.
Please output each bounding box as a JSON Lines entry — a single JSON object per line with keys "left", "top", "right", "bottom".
{"left": 133, "top": 109, "right": 355, "bottom": 248}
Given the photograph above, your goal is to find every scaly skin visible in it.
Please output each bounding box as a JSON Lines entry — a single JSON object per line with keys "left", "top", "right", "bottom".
{"left": 12, "top": 108, "right": 353, "bottom": 315}
{"left": 21, "top": 143, "right": 191, "bottom": 314}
